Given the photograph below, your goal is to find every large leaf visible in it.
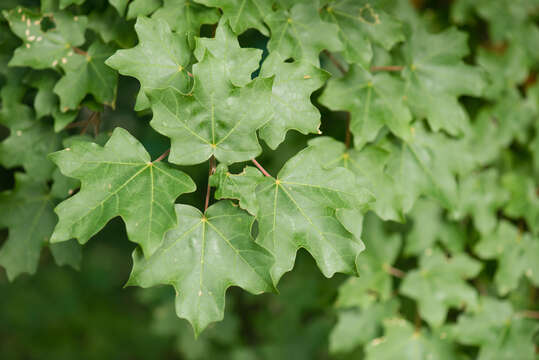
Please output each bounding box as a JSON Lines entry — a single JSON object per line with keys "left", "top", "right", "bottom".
{"left": 128, "top": 201, "right": 274, "bottom": 335}
{"left": 49, "top": 127, "right": 196, "bottom": 256}
{"left": 105, "top": 17, "right": 192, "bottom": 111}
{"left": 474, "top": 221, "right": 539, "bottom": 295}
{"left": 148, "top": 50, "right": 273, "bottom": 165}
{"left": 253, "top": 143, "right": 372, "bottom": 283}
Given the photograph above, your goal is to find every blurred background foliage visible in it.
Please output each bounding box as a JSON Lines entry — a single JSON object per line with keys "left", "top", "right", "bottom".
{"left": 1, "top": 0, "right": 538, "bottom": 359}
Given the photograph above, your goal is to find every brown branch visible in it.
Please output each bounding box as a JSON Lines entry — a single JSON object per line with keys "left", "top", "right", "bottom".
{"left": 323, "top": 50, "right": 347, "bottom": 74}
{"left": 518, "top": 310, "right": 539, "bottom": 320}
{"left": 370, "top": 65, "right": 403, "bottom": 72}
{"left": 72, "top": 47, "right": 88, "bottom": 56}
{"left": 204, "top": 156, "right": 217, "bottom": 211}
{"left": 154, "top": 148, "right": 170, "bottom": 163}
{"left": 383, "top": 263, "right": 405, "bottom": 278}
{"left": 251, "top": 158, "right": 271, "bottom": 177}
{"left": 344, "top": 112, "right": 351, "bottom": 148}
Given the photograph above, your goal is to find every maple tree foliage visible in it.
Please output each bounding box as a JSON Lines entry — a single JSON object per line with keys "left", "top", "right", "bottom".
{"left": 0, "top": 0, "right": 538, "bottom": 358}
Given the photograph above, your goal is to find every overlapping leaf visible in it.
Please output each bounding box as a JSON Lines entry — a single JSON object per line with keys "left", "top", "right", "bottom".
{"left": 194, "top": 0, "right": 270, "bottom": 35}
{"left": 153, "top": 0, "right": 219, "bottom": 40}
{"left": 321, "top": 0, "right": 404, "bottom": 67}
{"left": 253, "top": 143, "right": 373, "bottom": 283}
{"left": 106, "top": 17, "right": 192, "bottom": 111}
{"left": 49, "top": 127, "right": 196, "bottom": 256}
{"left": 148, "top": 49, "right": 273, "bottom": 165}
{"left": 320, "top": 64, "right": 411, "bottom": 149}
{"left": 400, "top": 248, "right": 481, "bottom": 327}
{"left": 128, "top": 201, "right": 274, "bottom": 335}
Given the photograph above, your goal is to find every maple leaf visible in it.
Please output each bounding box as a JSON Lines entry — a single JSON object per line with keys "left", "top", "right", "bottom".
{"left": 453, "top": 297, "right": 539, "bottom": 360}
{"left": 400, "top": 248, "right": 482, "bottom": 327}
{"left": 152, "top": 0, "right": 220, "bottom": 40}
{"left": 258, "top": 53, "right": 330, "bottom": 149}
{"left": 474, "top": 221, "right": 539, "bottom": 295}
{"left": 401, "top": 27, "right": 486, "bottom": 135}
{"left": 193, "top": 20, "right": 262, "bottom": 87}
{"left": 365, "top": 318, "right": 463, "bottom": 360}
{"left": 54, "top": 40, "right": 118, "bottom": 110}
{"left": 148, "top": 50, "right": 273, "bottom": 165}
{"left": 105, "top": 17, "right": 192, "bottom": 111}
{"left": 4, "top": 7, "right": 87, "bottom": 70}
{"left": 320, "top": 64, "right": 412, "bottom": 148}
{"left": 194, "top": 0, "right": 271, "bottom": 35}
{"left": 0, "top": 174, "right": 80, "bottom": 281}
{"left": 321, "top": 0, "right": 404, "bottom": 67}
{"left": 501, "top": 172, "right": 539, "bottom": 234}
{"left": 128, "top": 201, "right": 274, "bottom": 335}
{"left": 49, "top": 127, "right": 196, "bottom": 256}
{"left": 265, "top": 3, "right": 343, "bottom": 65}
{"left": 253, "top": 143, "right": 373, "bottom": 283}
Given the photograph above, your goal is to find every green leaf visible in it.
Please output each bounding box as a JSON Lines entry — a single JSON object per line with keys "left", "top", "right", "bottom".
{"left": 334, "top": 213, "right": 401, "bottom": 309}
{"left": 330, "top": 299, "right": 399, "bottom": 354}
{"left": 501, "top": 172, "right": 539, "bottom": 234}
{"left": 88, "top": 6, "right": 137, "bottom": 48}
{"left": 54, "top": 40, "right": 118, "bottom": 110}
{"left": 453, "top": 169, "right": 508, "bottom": 235}
{"left": 193, "top": 20, "right": 262, "bottom": 87}
{"left": 128, "top": 201, "right": 274, "bottom": 335}
{"left": 210, "top": 164, "right": 264, "bottom": 215}
{"left": 194, "top": 0, "right": 271, "bottom": 35}
{"left": 400, "top": 248, "right": 481, "bottom": 327}
{"left": 265, "top": 3, "right": 343, "bottom": 65}
{"left": 152, "top": 0, "right": 219, "bottom": 40}
{"left": 49, "top": 127, "right": 196, "bottom": 256}
{"left": 258, "top": 53, "right": 330, "bottom": 149}
{"left": 254, "top": 143, "right": 372, "bottom": 283}
{"left": 321, "top": 0, "right": 404, "bottom": 67}
{"left": 105, "top": 17, "right": 192, "bottom": 111}
{"left": 0, "top": 119, "right": 62, "bottom": 181}
{"left": 59, "top": 0, "right": 85, "bottom": 9}
{"left": 474, "top": 221, "right": 539, "bottom": 295}
{"left": 148, "top": 51, "right": 273, "bottom": 165}
{"left": 402, "top": 27, "right": 486, "bottom": 135}
{"left": 320, "top": 64, "right": 411, "bottom": 148}
{"left": 405, "top": 199, "right": 466, "bottom": 256}
{"left": 126, "top": 0, "right": 161, "bottom": 20}
{"left": 0, "top": 174, "right": 56, "bottom": 281}
{"left": 365, "top": 318, "right": 463, "bottom": 360}
{"left": 49, "top": 239, "right": 82, "bottom": 270}
{"left": 4, "top": 8, "right": 87, "bottom": 70}
{"left": 453, "top": 297, "right": 539, "bottom": 360}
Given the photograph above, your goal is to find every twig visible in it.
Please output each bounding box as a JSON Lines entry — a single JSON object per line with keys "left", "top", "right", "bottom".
{"left": 251, "top": 158, "right": 271, "bottom": 177}
{"left": 518, "top": 310, "right": 539, "bottom": 320}
{"left": 323, "top": 50, "right": 347, "bottom": 74}
{"left": 204, "top": 156, "right": 216, "bottom": 211}
{"left": 344, "top": 112, "right": 351, "bottom": 148}
{"left": 383, "top": 263, "right": 405, "bottom": 278}
{"left": 370, "top": 65, "right": 403, "bottom": 72}
{"left": 72, "top": 47, "right": 88, "bottom": 56}
{"left": 154, "top": 148, "right": 170, "bottom": 163}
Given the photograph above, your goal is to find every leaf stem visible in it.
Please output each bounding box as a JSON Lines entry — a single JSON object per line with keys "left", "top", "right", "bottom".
{"left": 384, "top": 264, "right": 405, "bottom": 278}
{"left": 518, "top": 310, "right": 539, "bottom": 319}
{"left": 204, "top": 156, "right": 217, "bottom": 211}
{"left": 72, "top": 47, "right": 88, "bottom": 56}
{"left": 154, "top": 148, "right": 170, "bottom": 163}
{"left": 344, "top": 112, "right": 351, "bottom": 148}
{"left": 323, "top": 50, "right": 347, "bottom": 74}
{"left": 370, "top": 65, "right": 404, "bottom": 72}
{"left": 251, "top": 158, "right": 271, "bottom": 177}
